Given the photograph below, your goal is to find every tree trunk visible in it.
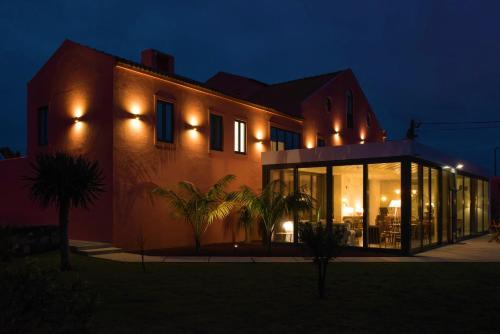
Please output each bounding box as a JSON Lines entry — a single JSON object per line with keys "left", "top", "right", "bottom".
{"left": 266, "top": 230, "right": 273, "bottom": 255}
{"left": 244, "top": 226, "right": 249, "bottom": 243}
{"left": 59, "top": 199, "right": 71, "bottom": 271}
{"left": 195, "top": 237, "right": 201, "bottom": 255}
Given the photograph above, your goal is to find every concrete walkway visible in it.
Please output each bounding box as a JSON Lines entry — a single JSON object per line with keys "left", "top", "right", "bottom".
{"left": 86, "top": 235, "right": 500, "bottom": 263}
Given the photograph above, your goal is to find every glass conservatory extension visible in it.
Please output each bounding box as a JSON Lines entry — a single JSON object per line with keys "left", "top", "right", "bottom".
{"left": 262, "top": 140, "right": 490, "bottom": 254}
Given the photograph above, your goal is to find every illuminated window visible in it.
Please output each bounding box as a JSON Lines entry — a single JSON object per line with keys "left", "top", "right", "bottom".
{"left": 156, "top": 100, "right": 174, "bottom": 143}
{"left": 270, "top": 127, "right": 300, "bottom": 151}
{"left": 234, "top": 120, "right": 246, "bottom": 154}
{"left": 210, "top": 113, "right": 223, "bottom": 151}
{"left": 37, "top": 106, "right": 48, "bottom": 146}
{"left": 346, "top": 90, "right": 354, "bottom": 129}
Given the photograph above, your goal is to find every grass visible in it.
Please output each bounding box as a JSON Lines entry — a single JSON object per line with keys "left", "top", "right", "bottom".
{"left": 9, "top": 252, "right": 500, "bottom": 333}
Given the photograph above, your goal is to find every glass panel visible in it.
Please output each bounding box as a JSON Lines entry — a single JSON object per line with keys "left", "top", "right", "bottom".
{"left": 442, "top": 170, "right": 450, "bottom": 243}
{"left": 411, "top": 163, "right": 421, "bottom": 250}
{"left": 477, "top": 179, "right": 484, "bottom": 233}
{"left": 240, "top": 122, "right": 246, "bottom": 152}
{"left": 485, "top": 181, "right": 490, "bottom": 231}
{"left": 430, "top": 168, "right": 439, "bottom": 244}
{"left": 210, "top": 114, "right": 223, "bottom": 151}
{"left": 298, "top": 167, "right": 327, "bottom": 225}
{"left": 270, "top": 169, "right": 295, "bottom": 243}
{"left": 456, "top": 176, "right": 464, "bottom": 239}
{"left": 422, "top": 167, "right": 430, "bottom": 247}
{"left": 332, "top": 165, "right": 364, "bottom": 247}
{"left": 234, "top": 121, "right": 239, "bottom": 152}
{"left": 464, "top": 176, "right": 471, "bottom": 236}
{"left": 367, "top": 163, "right": 401, "bottom": 249}
{"left": 165, "top": 103, "right": 173, "bottom": 142}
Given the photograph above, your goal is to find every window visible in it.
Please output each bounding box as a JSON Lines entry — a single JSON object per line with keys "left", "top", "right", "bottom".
{"left": 156, "top": 100, "right": 174, "bottom": 143}
{"left": 325, "top": 97, "right": 332, "bottom": 112}
{"left": 37, "top": 106, "right": 48, "bottom": 146}
{"left": 234, "top": 120, "right": 246, "bottom": 153}
{"left": 317, "top": 138, "right": 325, "bottom": 147}
{"left": 270, "top": 127, "right": 301, "bottom": 151}
{"left": 367, "top": 162, "right": 401, "bottom": 249}
{"left": 366, "top": 113, "right": 371, "bottom": 128}
{"left": 346, "top": 90, "right": 354, "bottom": 129}
{"left": 210, "top": 113, "right": 223, "bottom": 151}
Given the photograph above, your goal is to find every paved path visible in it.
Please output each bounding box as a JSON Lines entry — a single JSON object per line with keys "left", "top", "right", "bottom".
{"left": 86, "top": 235, "right": 500, "bottom": 263}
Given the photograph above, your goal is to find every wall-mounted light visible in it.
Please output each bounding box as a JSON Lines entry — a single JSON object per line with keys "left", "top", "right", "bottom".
{"left": 184, "top": 123, "right": 198, "bottom": 131}
{"left": 73, "top": 117, "right": 81, "bottom": 124}
{"left": 456, "top": 163, "right": 464, "bottom": 169}
{"left": 134, "top": 114, "right": 140, "bottom": 120}
{"left": 333, "top": 129, "right": 340, "bottom": 136}
{"left": 443, "top": 165, "right": 450, "bottom": 169}
{"left": 360, "top": 140, "right": 365, "bottom": 144}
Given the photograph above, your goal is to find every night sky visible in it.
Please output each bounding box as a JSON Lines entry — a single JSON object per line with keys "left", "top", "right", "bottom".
{"left": 1, "top": 0, "right": 499, "bottom": 173}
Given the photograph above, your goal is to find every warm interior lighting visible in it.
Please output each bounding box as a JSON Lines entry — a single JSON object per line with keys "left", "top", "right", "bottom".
{"left": 412, "top": 189, "right": 417, "bottom": 195}
{"left": 381, "top": 195, "right": 387, "bottom": 202}
{"left": 456, "top": 163, "right": 464, "bottom": 169}
{"left": 282, "top": 221, "right": 294, "bottom": 233}
{"left": 395, "top": 189, "right": 401, "bottom": 195}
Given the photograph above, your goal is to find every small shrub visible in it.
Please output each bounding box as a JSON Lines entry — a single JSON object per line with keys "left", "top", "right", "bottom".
{"left": 0, "top": 261, "right": 97, "bottom": 334}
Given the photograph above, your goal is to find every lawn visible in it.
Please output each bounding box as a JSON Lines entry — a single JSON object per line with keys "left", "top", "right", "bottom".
{"left": 10, "top": 252, "right": 500, "bottom": 333}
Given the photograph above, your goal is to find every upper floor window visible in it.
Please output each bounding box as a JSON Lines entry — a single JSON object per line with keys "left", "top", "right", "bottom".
{"left": 317, "top": 138, "right": 325, "bottom": 147}
{"left": 366, "top": 112, "right": 371, "bottom": 128}
{"left": 270, "top": 127, "right": 301, "bottom": 151}
{"left": 346, "top": 90, "right": 354, "bottom": 129}
{"left": 234, "top": 120, "right": 246, "bottom": 154}
{"left": 325, "top": 97, "right": 332, "bottom": 112}
{"left": 156, "top": 100, "right": 174, "bottom": 143}
{"left": 210, "top": 113, "right": 223, "bottom": 151}
{"left": 37, "top": 106, "right": 48, "bottom": 146}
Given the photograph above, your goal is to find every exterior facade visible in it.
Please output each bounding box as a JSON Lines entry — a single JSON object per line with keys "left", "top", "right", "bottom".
{"left": 262, "top": 141, "right": 491, "bottom": 254}
{"left": 0, "top": 40, "right": 387, "bottom": 251}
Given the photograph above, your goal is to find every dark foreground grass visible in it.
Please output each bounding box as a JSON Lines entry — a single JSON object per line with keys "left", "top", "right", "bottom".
{"left": 14, "top": 253, "right": 500, "bottom": 333}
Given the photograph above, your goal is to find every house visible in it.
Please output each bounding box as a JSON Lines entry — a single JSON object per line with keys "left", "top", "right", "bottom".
{"left": 0, "top": 40, "right": 491, "bottom": 254}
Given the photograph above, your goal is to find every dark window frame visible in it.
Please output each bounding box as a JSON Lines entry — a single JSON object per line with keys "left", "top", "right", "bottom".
{"left": 156, "top": 100, "right": 174, "bottom": 143}
{"left": 234, "top": 119, "right": 246, "bottom": 154}
{"left": 210, "top": 113, "right": 223, "bottom": 151}
{"left": 270, "top": 126, "right": 301, "bottom": 151}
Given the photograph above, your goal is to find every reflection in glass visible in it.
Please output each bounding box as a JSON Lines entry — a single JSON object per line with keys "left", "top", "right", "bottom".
{"left": 332, "top": 165, "right": 363, "bottom": 247}
{"left": 422, "top": 167, "right": 430, "bottom": 247}
{"left": 430, "top": 168, "right": 439, "bottom": 244}
{"left": 476, "top": 180, "right": 484, "bottom": 233}
{"left": 298, "top": 167, "right": 327, "bottom": 223}
{"left": 442, "top": 170, "right": 451, "bottom": 243}
{"left": 270, "top": 169, "right": 294, "bottom": 242}
{"left": 368, "top": 163, "right": 401, "bottom": 249}
{"left": 456, "top": 176, "right": 464, "bottom": 239}
{"left": 411, "top": 163, "right": 421, "bottom": 250}
{"left": 464, "top": 176, "right": 471, "bottom": 236}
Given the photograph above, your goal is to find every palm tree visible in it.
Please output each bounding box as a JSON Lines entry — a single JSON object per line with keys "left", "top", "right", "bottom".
{"left": 239, "top": 180, "right": 313, "bottom": 254}
{"left": 237, "top": 206, "right": 253, "bottom": 243}
{"left": 153, "top": 175, "right": 237, "bottom": 254}
{"left": 27, "top": 153, "right": 104, "bottom": 271}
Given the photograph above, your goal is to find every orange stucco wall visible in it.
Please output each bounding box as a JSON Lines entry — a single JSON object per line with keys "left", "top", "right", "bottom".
{"left": 111, "top": 65, "right": 302, "bottom": 250}
{"left": 25, "top": 40, "right": 115, "bottom": 242}
{"left": 1, "top": 40, "right": 390, "bottom": 251}
{"left": 301, "top": 69, "right": 384, "bottom": 148}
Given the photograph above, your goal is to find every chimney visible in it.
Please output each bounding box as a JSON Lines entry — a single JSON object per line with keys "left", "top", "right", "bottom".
{"left": 140, "top": 49, "right": 175, "bottom": 75}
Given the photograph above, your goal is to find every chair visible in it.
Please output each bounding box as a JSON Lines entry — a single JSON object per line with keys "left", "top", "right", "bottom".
{"left": 489, "top": 219, "right": 500, "bottom": 243}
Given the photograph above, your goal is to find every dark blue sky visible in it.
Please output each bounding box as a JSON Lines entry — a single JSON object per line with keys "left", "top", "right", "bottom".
{"left": 1, "top": 0, "right": 499, "bottom": 173}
